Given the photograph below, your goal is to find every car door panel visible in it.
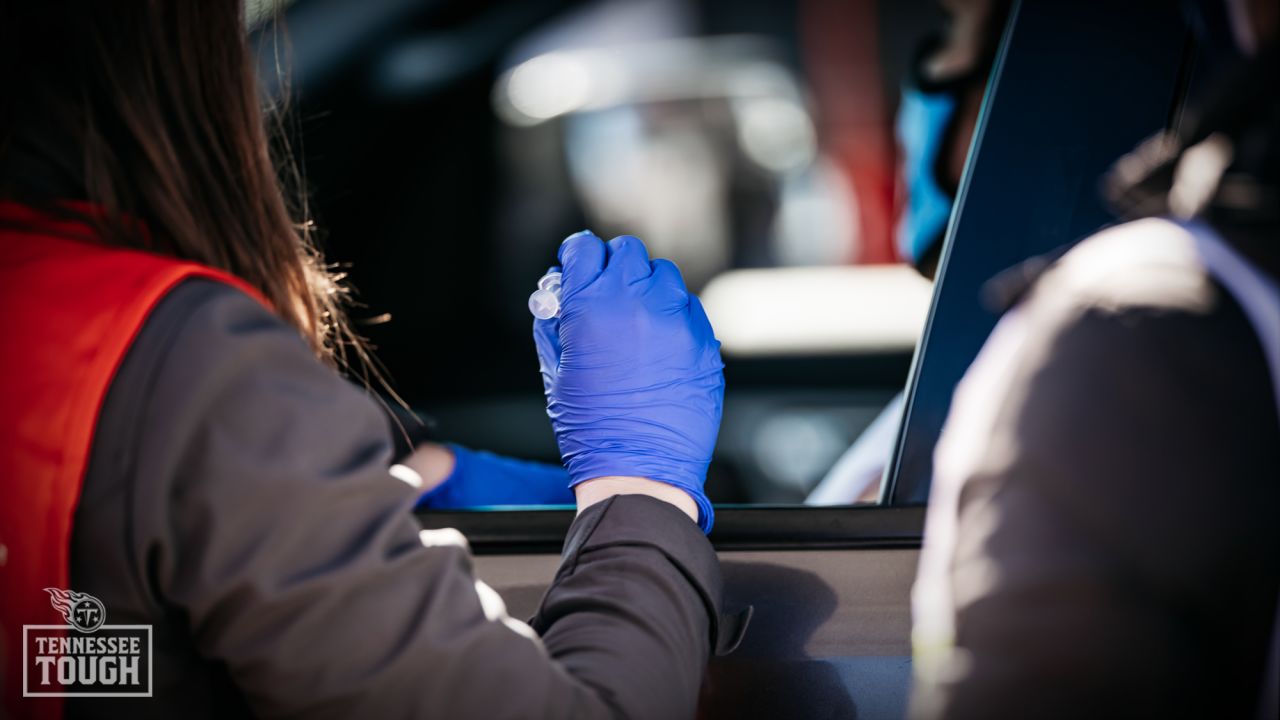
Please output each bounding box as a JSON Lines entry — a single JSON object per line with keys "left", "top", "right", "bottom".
{"left": 475, "top": 549, "right": 919, "bottom": 720}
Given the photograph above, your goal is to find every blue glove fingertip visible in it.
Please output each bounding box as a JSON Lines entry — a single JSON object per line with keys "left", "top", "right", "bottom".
{"left": 557, "top": 230, "right": 607, "bottom": 291}
{"left": 564, "top": 229, "right": 596, "bottom": 242}
{"left": 606, "top": 234, "right": 655, "bottom": 285}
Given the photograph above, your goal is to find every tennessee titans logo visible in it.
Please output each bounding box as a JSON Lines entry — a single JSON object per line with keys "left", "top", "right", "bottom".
{"left": 44, "top": 588, "right": 106, "bottom": 633}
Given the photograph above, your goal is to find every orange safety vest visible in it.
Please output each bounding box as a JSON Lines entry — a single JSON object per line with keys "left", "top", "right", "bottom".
{"left": 0, "top": 202, "right": 267, "bottom": 719}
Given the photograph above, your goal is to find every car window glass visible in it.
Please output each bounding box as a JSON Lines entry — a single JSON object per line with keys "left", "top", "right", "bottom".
{"left": 261, "top": 0, "right": 985, "bottom": 510}
{"left": 886, "top": 0, "right": 1192, "bottom": 503}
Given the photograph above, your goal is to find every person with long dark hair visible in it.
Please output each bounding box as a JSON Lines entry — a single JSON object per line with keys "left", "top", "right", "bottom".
{"left": 0, "top": 2, "right": 728, "bottom": 718}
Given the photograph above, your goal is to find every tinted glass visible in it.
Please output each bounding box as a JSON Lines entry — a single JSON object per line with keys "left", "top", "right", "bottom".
{"left": 886, "top": 0, "right": 1192, "bottom": 503}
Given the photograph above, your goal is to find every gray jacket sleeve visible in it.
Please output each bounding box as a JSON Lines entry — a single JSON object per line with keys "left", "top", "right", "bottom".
{"left": 71, "top": 279, "right": 721, "bottom": 720}
{"left": 909, "top": 236, "right": 1280, "bottom": 720}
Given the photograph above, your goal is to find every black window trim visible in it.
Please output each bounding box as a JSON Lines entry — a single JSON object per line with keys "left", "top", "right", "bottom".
{"left": 417, "top": 506, "right": 926, "bottom": 555}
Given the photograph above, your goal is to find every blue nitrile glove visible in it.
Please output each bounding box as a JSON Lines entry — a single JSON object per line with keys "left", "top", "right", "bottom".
{"left": 533, "top": 231, "right": 724, "bottom": 533}
{"left": 416, "top": 444, "right": 575, "bottom": 508}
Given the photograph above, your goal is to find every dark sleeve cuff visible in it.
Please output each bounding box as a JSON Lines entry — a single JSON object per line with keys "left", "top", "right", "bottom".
{"left": 548, "top": 494, "right": 746, "bottom": 656}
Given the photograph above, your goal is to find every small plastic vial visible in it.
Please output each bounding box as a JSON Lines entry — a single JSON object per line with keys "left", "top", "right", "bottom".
{"left": 528, "top": 271, "right": 563, "bottom": 319}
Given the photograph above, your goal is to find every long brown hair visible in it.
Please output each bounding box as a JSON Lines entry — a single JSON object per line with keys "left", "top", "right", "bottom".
{"left": 0, "top": 1, "right": 350, "bottom": 362}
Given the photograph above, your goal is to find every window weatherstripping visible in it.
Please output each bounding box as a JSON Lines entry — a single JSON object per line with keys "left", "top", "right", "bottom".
{"left": 417, "top": 506, "right": 926, "bottom": 555}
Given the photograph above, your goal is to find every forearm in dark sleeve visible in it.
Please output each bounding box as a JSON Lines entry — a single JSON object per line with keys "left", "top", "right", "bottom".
{"left": 130, "top": 282, "right": 720, "bottom": 719}
{"left": 533, "top": 494, "right": 722, "bottom": 720}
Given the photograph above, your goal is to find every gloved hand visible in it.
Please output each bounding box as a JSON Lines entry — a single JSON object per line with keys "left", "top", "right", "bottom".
{"left": 533, "top": 231, "right": 724, "bottom": 532}
{"left": 414, "top": 444, "right": 575, "bottom": 509}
